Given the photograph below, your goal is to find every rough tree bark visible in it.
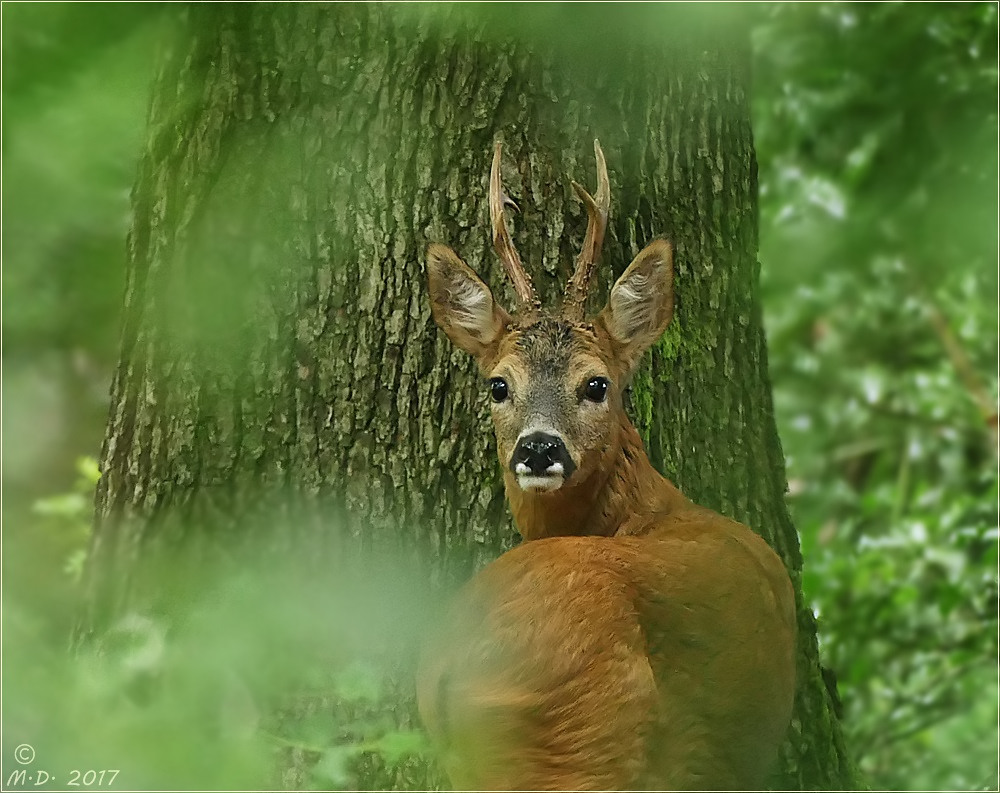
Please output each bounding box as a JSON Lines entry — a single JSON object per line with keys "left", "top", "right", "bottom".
{"left": 84, "top": 4, "right": 860, "bottom": 789}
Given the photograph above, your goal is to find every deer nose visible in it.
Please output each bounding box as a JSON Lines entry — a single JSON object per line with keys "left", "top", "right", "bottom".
{"left": 510, "top": 432, "right": 575, "bottom": 478}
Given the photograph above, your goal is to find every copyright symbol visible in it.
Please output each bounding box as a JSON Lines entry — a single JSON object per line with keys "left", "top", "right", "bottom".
{"left": 14, "top": 744, "right": 35, "bottom": 764}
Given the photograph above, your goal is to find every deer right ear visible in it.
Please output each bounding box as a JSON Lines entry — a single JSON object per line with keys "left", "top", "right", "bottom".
{"left": 598, "top": 239, "right": 675, "bottom": 372}
{"left": 427, "top": 243, "right": 511, "bottom": 358}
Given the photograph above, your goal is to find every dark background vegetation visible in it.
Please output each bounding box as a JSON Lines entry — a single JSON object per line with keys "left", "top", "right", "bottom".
{"left": 3, "top": 3, "right": 997, "bottom": 790}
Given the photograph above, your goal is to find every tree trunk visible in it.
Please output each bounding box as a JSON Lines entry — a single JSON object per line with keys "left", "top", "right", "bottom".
{"left": 85, "top": 4, "right": 860, "bottom": 789}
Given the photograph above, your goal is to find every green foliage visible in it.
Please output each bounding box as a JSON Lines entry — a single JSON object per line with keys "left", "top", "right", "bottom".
{"left": 754, "top": 4, "right": 998, "bottom": 789}
{"left": 2, "top": 3, "right": 163, "bottom": 517}
{"left": 31, "top": 456, "right": 101, "bottom": 582}
{"left": 2, "top": 4, "right": 161, "bottom": 357}
{"left": 4, "top": 547, "right": 436, "bottom": 789}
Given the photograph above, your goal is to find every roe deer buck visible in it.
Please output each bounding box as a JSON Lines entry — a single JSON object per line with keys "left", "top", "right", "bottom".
{"left": 419, "top": 141, "right": 797, "bottom": 791}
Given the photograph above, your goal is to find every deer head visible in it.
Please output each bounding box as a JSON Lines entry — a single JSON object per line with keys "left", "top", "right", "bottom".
{"left": 427, "top": 141, "right": 674, "bottom": 502}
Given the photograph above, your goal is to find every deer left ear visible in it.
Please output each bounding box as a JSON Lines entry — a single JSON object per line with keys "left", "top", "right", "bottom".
{"left": 426, "top": 243, "right": 511, "bottom": 360}
{"left": 597, "top": 239, "right": 674, "bottom": 371}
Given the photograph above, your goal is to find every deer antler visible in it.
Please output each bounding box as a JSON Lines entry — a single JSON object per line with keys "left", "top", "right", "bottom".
{"left": 563, "top": 139, "right": 610, "bottom": 320}
{"left": 490, "top": 141, "right": 540, "bottom": 315}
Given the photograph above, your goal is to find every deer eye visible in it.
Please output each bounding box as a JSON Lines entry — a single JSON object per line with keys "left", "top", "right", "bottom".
{"left": 583, "top": 377, "right": 609, "bottom": 403}
{"left": 489, "top": 377, "right": 509, "bottom": 403}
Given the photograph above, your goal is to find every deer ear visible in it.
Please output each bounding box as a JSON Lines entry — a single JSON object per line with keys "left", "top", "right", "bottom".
{"left": 598, "top": 239, "right": 674, "bottom": 371}
{"left": 427, "top": 243, "right": 511, "bottom": 359}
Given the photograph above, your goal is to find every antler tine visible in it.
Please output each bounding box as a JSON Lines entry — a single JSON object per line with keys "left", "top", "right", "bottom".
{"left": 490, "top": 141, "right": 539, "bottom": 315}
{"left": 563, "top": 139, "right": 611, "bottom": 320}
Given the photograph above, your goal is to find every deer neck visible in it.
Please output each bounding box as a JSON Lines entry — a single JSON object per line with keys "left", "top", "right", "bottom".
{"left": 505, "top": 413, "right": 688, "bottom": 541}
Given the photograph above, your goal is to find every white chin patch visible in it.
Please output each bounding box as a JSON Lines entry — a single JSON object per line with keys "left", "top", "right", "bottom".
{"left": 517, "top": 475, "right": 565, "bottom": 493}
{"left": 513, "top": 462, "right": 567, "bottom": 492}
{"left": 514, "top": 463, "right": 566, "bottom": 493}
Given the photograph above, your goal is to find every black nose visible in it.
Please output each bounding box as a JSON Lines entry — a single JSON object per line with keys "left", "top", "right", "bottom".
{"left": 510, "top": 432, "right": 576, "bottom": 478}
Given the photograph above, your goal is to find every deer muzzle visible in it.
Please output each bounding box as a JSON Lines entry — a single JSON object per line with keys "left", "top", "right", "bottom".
{"left": 510, "top": 431, "right": 577, "bottom": 492}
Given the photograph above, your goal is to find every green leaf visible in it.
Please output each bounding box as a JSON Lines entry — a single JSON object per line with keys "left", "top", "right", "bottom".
{"left": 333, "top": 661, "right": 381, "bottom": 703}
{"left": 32, "top": 492, "right": 87, "bottom": 518}
{"left": 313, "top": 745, "right": 362, "bottom": 789}
{"left": 76, "top": 455, "right": 102, "bottom": 485}
{"left": 370, "top": 730, "right": 430, "bottom": 765}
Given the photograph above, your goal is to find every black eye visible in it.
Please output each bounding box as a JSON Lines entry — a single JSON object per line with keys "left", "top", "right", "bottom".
{"left": 583, "top": 377, "right": 609, "bottom": 403}
{"left": 489, "top": 377, "right": 509, "bottom": 403}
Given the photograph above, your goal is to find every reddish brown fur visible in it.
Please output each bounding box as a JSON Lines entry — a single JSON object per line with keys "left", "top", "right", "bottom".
{"left": 420, "top": 153, "right": 796, "bottom": 790}
{"left": 417, "top": 409, "right": 796, "bottom": 789}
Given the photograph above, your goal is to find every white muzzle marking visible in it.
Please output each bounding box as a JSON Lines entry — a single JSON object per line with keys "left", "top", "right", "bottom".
{"left": 516, "top": 463, "right": 566, "bottom": 493}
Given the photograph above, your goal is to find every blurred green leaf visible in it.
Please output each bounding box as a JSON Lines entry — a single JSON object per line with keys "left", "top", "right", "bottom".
{"left": 333, "top": 661, "right": 382, "bottom": 704}
{"left": 76, "top": 455, "right": 102, "bottom": 485}
{"left": 32, "top": 492, "right": 87, "bottom": 518}
{"left": 313, "top": 745, "right": 362, "bottom": 788}
{"left": 370, "top": 730, "right": 430, "bottom": 766}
